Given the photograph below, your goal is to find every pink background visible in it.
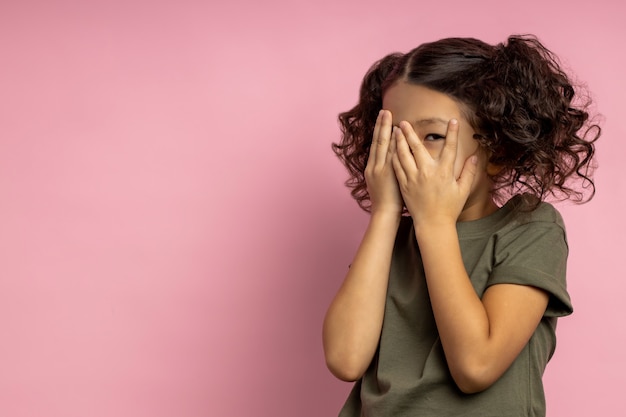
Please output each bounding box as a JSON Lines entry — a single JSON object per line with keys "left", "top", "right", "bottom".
{"left": 0, "top": 0, "right": 624, "bottom": 416}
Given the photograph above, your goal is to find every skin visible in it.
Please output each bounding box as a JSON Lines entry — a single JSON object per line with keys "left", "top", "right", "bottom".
{"left": 323, "top": 82, "right": 549, "bottom": 393}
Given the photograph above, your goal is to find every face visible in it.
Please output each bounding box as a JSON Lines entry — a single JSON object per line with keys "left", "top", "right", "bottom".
{"left": 382, "top": 81, "right": 495, "bottom": 217}
{"left": 383, "top": 81, "right": 483, "bottom": 176}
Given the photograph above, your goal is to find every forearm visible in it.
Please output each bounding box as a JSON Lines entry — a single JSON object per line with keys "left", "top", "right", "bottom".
{"left": 323, "top": 211, "right": 400, "bottom": 381}
{"left": 415, "top": 223, "right": 493, "bottom": 390}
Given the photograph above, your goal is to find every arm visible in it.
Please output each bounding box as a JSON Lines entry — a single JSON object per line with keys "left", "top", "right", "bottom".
{"left": 323, "top": 211, "right": 400, "bottom": 381}
{"left": 415, "top": 223, "right": 548, "bottom": 393}
{"left": 323, "top": 110, "right": 402, "bottom": 381}
{"left": 392, "top": 119, "right": 549, "bottom": 393}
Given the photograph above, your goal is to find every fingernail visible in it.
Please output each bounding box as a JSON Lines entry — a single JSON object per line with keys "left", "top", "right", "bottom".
{"left": 471, "top": 155, "right": 478, "bottom": 164}
{"left": 450, "top": 119, "right": 458, "bottom": 125}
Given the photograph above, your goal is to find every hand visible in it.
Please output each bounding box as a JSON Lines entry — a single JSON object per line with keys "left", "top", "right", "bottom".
{"left": 365, "top": 110, "right": 403, "bottom": 215}
{"left": 391, "top": 119, "right": 478, "bottom": 227}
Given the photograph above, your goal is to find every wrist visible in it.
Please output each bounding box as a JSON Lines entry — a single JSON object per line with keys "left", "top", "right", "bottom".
{"left": 413, "top": 217, "right": 457, "bottom": 239}
{"left": 369, "top": 208, "right": 402, "bottom": 228}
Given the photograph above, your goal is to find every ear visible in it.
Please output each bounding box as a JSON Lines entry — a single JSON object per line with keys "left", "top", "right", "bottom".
{"left": 486, "top": 163, "right": 503, "bottom": 176}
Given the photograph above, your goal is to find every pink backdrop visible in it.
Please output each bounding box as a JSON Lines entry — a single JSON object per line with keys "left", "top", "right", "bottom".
{"left": 1, "top": 0, "right": 624, "bottom": 416}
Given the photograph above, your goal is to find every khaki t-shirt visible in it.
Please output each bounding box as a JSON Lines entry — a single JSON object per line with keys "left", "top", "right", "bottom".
{"left": 339, "top": 195, "right": 572, "bottom": 417}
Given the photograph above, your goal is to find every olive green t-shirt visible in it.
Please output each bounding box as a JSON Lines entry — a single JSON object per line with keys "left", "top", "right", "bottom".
{"left": 339, "top": 196, "right": 572, "bottom": 417}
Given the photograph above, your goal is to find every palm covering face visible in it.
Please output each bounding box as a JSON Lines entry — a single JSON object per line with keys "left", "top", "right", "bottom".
{"left": 391, "top": 118, "right": 478, "bottom": 227}
{"left": 364, "top": 110, "right": 403, "bottom": 215}
{"left": 366, "top": 110, "right": 478, "bottom": 225}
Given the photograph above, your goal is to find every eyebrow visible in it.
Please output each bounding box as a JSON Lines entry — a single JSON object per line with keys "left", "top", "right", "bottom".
{"left": 414, "top": 118, "right": 449, "bottom": 126}
{"left": 392, "top": 117, "right": 450, "bottom": 129}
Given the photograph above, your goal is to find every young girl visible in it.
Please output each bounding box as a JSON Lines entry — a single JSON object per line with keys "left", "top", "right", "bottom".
{"left": 323, "top": 35, "right": 598, "bottom": 417}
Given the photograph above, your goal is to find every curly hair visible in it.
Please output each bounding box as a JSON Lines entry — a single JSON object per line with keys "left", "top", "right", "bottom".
{"left": 332, "top": 35, "right": 599, "bottom": 212}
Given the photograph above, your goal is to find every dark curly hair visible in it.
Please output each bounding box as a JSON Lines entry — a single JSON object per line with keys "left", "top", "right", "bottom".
{"left": 332, "top": 35, "right": 599, "bottom": 212}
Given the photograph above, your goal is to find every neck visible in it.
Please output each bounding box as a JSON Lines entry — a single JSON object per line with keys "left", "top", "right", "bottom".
{"left": 458, "top": 189, "right": 499, "bottom": 222}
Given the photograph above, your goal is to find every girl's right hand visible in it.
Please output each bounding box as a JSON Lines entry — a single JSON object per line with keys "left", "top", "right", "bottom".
{"left": 324, "top": 111, "right": 402, "bottom": 381}
{"left": 365, "top": 110, "right": 403, "bottom": 215}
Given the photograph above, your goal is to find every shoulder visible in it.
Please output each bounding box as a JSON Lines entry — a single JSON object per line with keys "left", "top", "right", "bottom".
{"left": 455, "top": 194, "right": 564, "bottom": 242}
{"left": 493, "top": 195, "right": 567, "bottom": 249}
{"left": 489, "top": 196, "right": 572, "bottom": 317}
{"left": 502, "top": 194, "right": 566, "bottom": 234}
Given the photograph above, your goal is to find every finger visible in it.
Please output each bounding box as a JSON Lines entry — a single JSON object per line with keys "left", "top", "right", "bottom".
{"left": 367, "top": 110, "right": 384, "bottom": 167}
{"left": 457, "top": 154, "right": 479, "bottom": 195}
{"left": 374, "top": 110, "right": 393, "bottom": 169}
{"left": 394, "top": 125, "right": 418, "bottom": 172}
{"left": 440, "top": 119, "right": 460, "bottom": 170}
{"left": 398, "top": 121, "right": 430, "bottom": 165}
{"left": 385, "top": 126, "right": 397, "bottom": 166}
{"left": 391, "top": 147, "right": 408, "bottom": 186}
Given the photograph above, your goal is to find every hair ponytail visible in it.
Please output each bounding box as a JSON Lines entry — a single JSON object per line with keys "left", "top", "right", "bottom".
{"left": 478, "top": 35, "right": 598, "bottom": 204}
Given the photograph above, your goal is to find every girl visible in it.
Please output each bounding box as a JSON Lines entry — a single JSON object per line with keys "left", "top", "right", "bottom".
{"left": 323, "top": 35, "right": 598, "bottom": 417}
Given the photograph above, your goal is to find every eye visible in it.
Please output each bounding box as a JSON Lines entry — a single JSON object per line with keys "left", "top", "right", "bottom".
{"left": 424, "top": 133, "right": 445, "bottom": 142}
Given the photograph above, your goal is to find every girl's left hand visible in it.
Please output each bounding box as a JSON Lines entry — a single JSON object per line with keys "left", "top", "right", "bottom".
{"left": 391, "top": 119, "right": 478, "bottom": 228}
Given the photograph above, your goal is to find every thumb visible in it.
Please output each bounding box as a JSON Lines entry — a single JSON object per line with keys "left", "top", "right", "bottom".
{"left": 457, "top": 154, "right": 478, "bottom": 194}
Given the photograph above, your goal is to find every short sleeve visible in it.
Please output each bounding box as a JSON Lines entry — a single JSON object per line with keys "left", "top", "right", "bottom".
{"left": 488, "top": 214, "right": 572, "bottom": 318}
